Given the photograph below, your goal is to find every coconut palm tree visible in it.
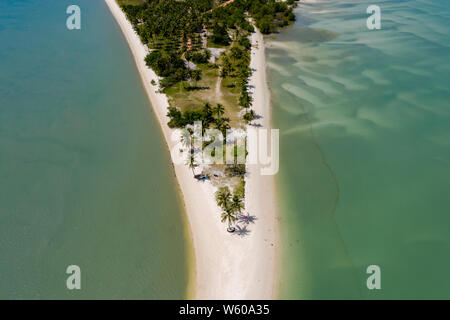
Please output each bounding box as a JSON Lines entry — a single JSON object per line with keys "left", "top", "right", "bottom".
{"left": 213, "top": 114, "right": 230, "bottom": 137}
{"left": 218, "top": 118, "right": 231, "bottom": 137}
{"left": 202, "top": 102, "right": 213, "bottom": 116}
{"left": 180, "top": 129, "right": 192, "bottom": 149}
{"left": 239, "top": 91, "right": 252, "bottom": 109}
{"left": 243, "top": 109, "right": 256, "bottom": 124}
{"left": 231, "top": 194, "right": 244, "bottom": 215}
{"left": 215, "top": 186, "right": 231, "bottom": 209}
{"left": 220, "top": 55, "right": 232, "bottom": 78}
{"left": 186, "top": 153, "right": 197, "bottom": 176}
{"left": 202, "top": 102, "right": 214, "bottom": 127}
{"left": 213, "top": 117, "right": 225, "bottom": 130}
{"left": 221, "top": 208, "right": 237, "bottom": 233}
{"left": 191, "top": 69, "right": 202, "bottom": 87}
{"left": 214, "top": 103, "right": 225, "bottom": 120}
{"left": 230, "top": 46, "right": 243, "bottom": 61}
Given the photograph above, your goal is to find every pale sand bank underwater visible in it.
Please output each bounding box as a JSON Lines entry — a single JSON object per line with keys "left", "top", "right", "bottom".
{"left": 104, "top": 0, "right": 277, "bottom": 299}
{"left": 269, "top": 0, "right": 450, "bottom": 299}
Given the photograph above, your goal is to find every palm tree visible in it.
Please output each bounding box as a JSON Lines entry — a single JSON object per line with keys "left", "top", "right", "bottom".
{"left": 220, "top": 55, "right": 232, "bottom": 78}
{"left": 230, "top": 46, "right": 243, "bottom": 61}
{"left": 202, "top": 102, "right": 214, "bottom": 126}
{"left": 191, "top": 69, "right": 202, "bottom": 87}
{"left": 237, "top": 65, "right": 250, "bottom": 81}
{"left": 180, "top": 129, "right": 192, "bottom": 149}
{"left": 243, "top": 109, "right": 256, "bottom": 124}
{"left": 214, "top": 103, "right": 225, "bottom": 120}
{"left": 239, "top": 91, "right": 252, "bottom": 109}
{"left": 231, "top": 195, "right": 244, "bottom": 215}
{"left": 213, "top": 116, "right": 230, "bottom": 138}
{"left": 203, "top": 102, "right": 212, "bottom": 115}
{"left": 221, "top": 208, "right": 237, "bottom": 233}
{"left": 215, "top": 186, "right": 231, "bottom": 209}
{"left": 214, "top": 117, "right": 225, "bottom": 130}
{"left": 238, "top": 78, "right": 249, "bottom": 92}
{"left": 220, "top": 118, "right": 231, "bottom": 137}
{"left": 241, "top": 52, "right": 251, "bottom": 66}
{"left": 186, "top": 153, "right": 197, "bottom": 176}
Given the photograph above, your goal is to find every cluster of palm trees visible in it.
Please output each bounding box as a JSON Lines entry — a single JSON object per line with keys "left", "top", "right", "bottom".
{"left": 180, "top": 128, "right": 197, "bottom": 175}
{"left": 219, "top": 47, "right": 251, "bottom": 82}
{"left": 215, "top": 186, "right": 244, "bottom": 233}
{"left": 187, "top": 69, "right": 202, "bottom": 88}
{"left": 212, "top": 103, "right": 231, "bottom": 135}
{"left": 218, "top": 37, "right": 256, "bottom": 125}
{"left": 178, "top": 102, "right": 230, "bottom": 134}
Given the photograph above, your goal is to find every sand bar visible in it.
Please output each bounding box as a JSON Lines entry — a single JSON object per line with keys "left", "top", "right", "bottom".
{"left": 104, "top": 0, "right": 277, "bottom": 299}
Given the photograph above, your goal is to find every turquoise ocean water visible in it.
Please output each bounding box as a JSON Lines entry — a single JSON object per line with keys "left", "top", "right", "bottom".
{"left": 270, "top": 0, "right": 450, "bottom": 299}
{"left": 0, "top": 0, "right": 190, "bottom": 298}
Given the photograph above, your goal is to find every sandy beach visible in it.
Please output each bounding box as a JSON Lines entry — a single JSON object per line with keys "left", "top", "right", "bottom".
{"left": 104, "top": 0, "right": 277, "bottom": 299}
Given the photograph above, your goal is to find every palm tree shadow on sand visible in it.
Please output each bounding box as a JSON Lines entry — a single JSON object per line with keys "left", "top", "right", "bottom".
{"left": 231, "top": 214, "right": 257, "bottom": 237}
{"left": 238, "top": 214, "right": 257, "bottom": 225}
{"left": 233, "top": 225, "right": 251, "bottom": 237}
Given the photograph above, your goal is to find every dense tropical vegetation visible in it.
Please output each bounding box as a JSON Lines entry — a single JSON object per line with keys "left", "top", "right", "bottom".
{"left": 119, "top": 0, "right": 299, "bottom": 87}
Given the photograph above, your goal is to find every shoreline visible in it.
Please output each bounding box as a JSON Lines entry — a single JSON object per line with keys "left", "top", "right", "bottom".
{"left": 104, "top": 0, "right": 277, "bottom": 299}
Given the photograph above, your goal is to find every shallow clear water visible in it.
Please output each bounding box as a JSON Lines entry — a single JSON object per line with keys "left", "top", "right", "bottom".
{"left": 0, "top": 0, "right": 190, "bottom": 298}
{"left": 270, "top": 0, "right": 450, "bottom": 299}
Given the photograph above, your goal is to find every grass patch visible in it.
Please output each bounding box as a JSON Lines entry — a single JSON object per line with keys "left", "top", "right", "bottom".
{"left": 165, "top": 62, "right": 242, "bottom": 127}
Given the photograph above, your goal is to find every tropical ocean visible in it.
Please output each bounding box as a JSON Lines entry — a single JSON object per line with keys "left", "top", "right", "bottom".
{"left": 270, "top": 0, "right": 450, "bottom": 299}
{"left": 1, "top": 0, "right": 448, "bottom": 300}
{"left": 0, "top": 0, "right": 191, "bottom": 298}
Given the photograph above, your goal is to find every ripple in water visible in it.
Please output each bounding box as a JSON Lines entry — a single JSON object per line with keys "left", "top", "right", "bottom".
{"left": 271, "top": 0, "right": 450, "bottom": 299}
